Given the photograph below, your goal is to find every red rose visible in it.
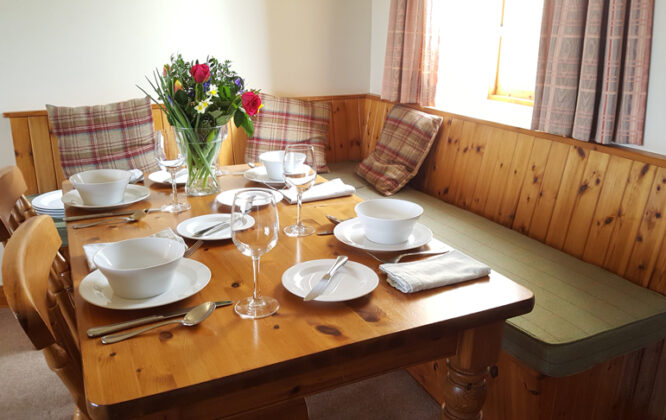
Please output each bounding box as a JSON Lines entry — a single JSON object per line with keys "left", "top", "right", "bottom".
{"left": 242, "top": 92, "right": 262, "bottom": 116}
{"left": 190, "top": 64, "right": 210, "bottom": 83}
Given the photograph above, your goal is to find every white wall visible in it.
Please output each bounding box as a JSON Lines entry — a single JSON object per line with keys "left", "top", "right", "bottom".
{"left": 369, "top": 0, "right": 666, "bottom": 156}
{"left": 0, "top": 0, "right": 373, "bottom": 284}
{"left": 0, "top": 0, "right": 372, "bottom": 169}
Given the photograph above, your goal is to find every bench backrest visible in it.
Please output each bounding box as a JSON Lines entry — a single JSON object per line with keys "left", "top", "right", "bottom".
{"left": 4, "top": 94, "right": 666, "bottom": 295}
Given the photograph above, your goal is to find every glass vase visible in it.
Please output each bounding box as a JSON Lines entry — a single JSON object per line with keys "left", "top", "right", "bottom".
{"left": 172, "top": 125, "right": 227, "bottom": 196}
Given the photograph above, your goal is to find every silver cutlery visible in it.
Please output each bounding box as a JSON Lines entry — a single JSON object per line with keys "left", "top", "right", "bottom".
{"left": 192, "top": 220, "right": 231, "bottom": 238}
{"left": 101, "top": 301, "right": 216, "bottom": 344}
{"left": 72, "top": 209, "right": 148, "bottom": 229}
{"left": 364, "top": 249, "right": 451, "bottom": 264}
{"left": 304, "top": 255, "right": 349, "bottom": 301}
{"left": 63, "top": 208, "right": 160, "bottom": 222}
{"left": 183, "top": 240, "right": 204, "bottom": 257}
{"left": 87, "top": 300, "right": 232, "bottom": 337}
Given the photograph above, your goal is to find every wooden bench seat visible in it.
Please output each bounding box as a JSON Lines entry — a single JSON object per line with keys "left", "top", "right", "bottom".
{"left": 327, "top": 161, "right": 666, "bottom": 378}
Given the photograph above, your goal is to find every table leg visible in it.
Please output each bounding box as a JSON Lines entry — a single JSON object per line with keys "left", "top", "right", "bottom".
{"left": 442, "top": 321, "right": 504, "bottom": 420}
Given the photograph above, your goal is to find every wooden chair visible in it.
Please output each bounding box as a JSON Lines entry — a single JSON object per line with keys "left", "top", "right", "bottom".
{"left": 0, "top": 166, "right": 72, "bottom": 307}
{"left": 0, "top": 165, "right": 36, "bottom": 244}
{"left": 2, "top": 215, "right": 88, "bottom": 419}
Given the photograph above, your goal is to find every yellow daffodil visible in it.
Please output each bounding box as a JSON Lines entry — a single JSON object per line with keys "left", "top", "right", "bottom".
{"left": 195, "top": 100, "right": 208, "bottom": 114}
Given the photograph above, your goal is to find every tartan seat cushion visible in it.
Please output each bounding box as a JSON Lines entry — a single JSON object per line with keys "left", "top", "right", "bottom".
{"left": 356, "top": 105, "right": 443, "bottom": 195}
{"left": 46, "top": 97, "right": 159, "bottom": 178}
{"left": 245, "top": 93, "right": 331, "bottom": 173}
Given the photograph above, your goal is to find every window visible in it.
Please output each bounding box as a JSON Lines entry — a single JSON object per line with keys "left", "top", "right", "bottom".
{"left": 432, "top": 1, "right": 543, "bottom": 129}
{"left": 488, "top": 0, "right": 544, "bottom": 106}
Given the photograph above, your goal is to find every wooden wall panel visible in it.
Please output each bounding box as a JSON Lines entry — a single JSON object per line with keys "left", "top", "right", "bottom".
{"left": 545, "top": 145, "right": 590, "bottom": 249}
{"left": 28, "top": 116, "right": 57, "bottom": 193}
{"left": 624, "top": 168, "right": 666, "bottom": 288}
{"left": 432, "top": 118, "right": 464, "bottom": 202}
{"left": 481, "top": 130, "right": 519, "bottom": 222}
{"left": 9, "top": 117, "right": 38, "bottom": 194}
{"left": 526, "top": 142, "right": 570, "bottom": 241}
{"left": 456, "top": 124, "right": 491, "bottom": 209}
{"left": 496, "top": 134, "right": 535, "bottom": 227}
{"left": 562, "top": 151, "right": 610, "bottom": 258}
{"left": 511, "top": 137, "right": 552, "bottom": 234}
{"left": 469, "top": 127, "right": 503, "bottom": 214}
{"left": 582, "top": 156, "right": 634, "bottom": 266}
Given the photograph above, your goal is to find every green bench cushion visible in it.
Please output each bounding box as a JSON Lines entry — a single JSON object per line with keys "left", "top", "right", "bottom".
{"left": 326, "top": 161, "right": 666, "bottom": 377}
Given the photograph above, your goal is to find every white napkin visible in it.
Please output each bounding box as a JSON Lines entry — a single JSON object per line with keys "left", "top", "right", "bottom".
{"left": 281, "top": 178, "right": 356, "bottom": 204}
{"left": 380, "top": 250, "right": 491, "bottom": 293}
{"left": 82, "top": 228, "right": 186, "bottom": 270}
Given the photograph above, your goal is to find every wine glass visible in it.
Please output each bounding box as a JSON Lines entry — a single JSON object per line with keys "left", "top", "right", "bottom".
{"left": 154, "top": 130, "right": 190, "bottom": 213}
{"left": 282, "top": 144, "right": 317, "bottom": 237}
{"left": 231, "top": 189, "right": 280, "bottom": 319}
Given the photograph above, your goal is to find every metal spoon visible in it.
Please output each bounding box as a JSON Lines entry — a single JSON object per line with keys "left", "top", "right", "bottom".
{"left": 101, "top": 301, "right": 216, "bottom": 344}
{"left": 72, "top": 209, "right": 148, "bottom": 229}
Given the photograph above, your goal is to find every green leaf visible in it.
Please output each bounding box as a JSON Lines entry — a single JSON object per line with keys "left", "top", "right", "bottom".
{"left": 216, "top": 114, "right": 233, "bottom": 126}
{"left": 241, "top": 115, "right": 254, "bottom": 138}
{"left": 233, "top": 108, "right": 245, "bottom": 128}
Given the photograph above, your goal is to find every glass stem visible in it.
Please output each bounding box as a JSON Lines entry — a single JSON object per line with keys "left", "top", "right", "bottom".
{"left": 296, "top": 191, "right": 303, "bottom": 228}
{"left": 252, "top": 256, "right": 261, "bottom": 300}
{"left": 169, "top": 168, "right": 178, "bottom": 204}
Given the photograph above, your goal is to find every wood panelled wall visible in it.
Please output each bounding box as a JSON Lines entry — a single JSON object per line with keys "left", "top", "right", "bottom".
{"left": 4, "top": 94, "right": 666, "bottom": 295}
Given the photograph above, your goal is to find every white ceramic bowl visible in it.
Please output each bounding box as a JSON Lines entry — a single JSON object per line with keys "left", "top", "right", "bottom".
{"left": 69, "top": 169, "right": 131, "bottom": 206}
{"left": 355, "top": 199, "right": 423, "bottom": 244}
{"left": 259, "top": 150, "right": 285, "bottom": 180}
{"left": 93, "top": 237, "right": 185, "bottom": 299}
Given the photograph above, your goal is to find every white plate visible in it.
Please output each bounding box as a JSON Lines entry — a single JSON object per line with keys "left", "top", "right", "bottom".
{"left": 32, "top": 190, "right": 64, "bottom": 211}
{"left": 176, "top": 213, "right": 255, "bottom": 240}
{"left": 148, "top": 169, "right": 188, "bottom": 185}
{"left": 282, "top": 259, "right": 379, "bottom": 302}
{"left": 79, "top": 258, "right": 211, "bottom": 310}
{"left": 333, "top": 218, "right": 433, "bottom": 251}
{"left": 215, "top": 188, "right": 283, "bottom": 207}
{"left": 244, "top": 166, "right": 285, "bottom": 185}
{"left": 61, "top": 185, "right": 150, "bottom": 210}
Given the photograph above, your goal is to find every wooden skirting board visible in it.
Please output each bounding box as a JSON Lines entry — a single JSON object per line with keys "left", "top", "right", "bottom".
{"left": 4, "top": 94, "right": 666, "bottom": 419}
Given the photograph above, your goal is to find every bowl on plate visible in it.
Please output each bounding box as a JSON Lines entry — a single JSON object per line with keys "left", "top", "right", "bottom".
{"left": 93, "top": 237, "right": 186, "bottom": 299}
{"left": 69, "top": 169, "right": 131, "bottom": 206}
{"left": 354, "top": 199, "right": 423, "bottom": 244}
{"left": 259, "top": 150, "right": 285, "bottom": 180}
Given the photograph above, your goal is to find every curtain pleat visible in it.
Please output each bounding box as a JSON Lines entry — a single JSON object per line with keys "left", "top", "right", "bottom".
{"left": 381, "top": 0, "right": 439, "bottom": 106}
{"left": 531, "top": 0, "right": 653, "bottom": 145}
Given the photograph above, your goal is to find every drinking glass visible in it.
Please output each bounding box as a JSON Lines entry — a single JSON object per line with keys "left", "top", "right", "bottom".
{"left": 231, "top": 189, "right": 280, "bottom": 319}
{"left": 154, "top": 130, "right": 190, "bottom": 213}
{"left": 282, "top": 144, "right": 317, "bottom": 237}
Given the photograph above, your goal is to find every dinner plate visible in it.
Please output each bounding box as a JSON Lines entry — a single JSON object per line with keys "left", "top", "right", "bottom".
{"left": 244, "top": 166, "right": 285, "bottom": 185}
{"left": 148, "top": 169, "right": 188, "bottom": 185}
{"left": 333, "top": 218, "right": 433, "bottom": 251}
{"left": 61, "top": 185, "right": 150, "bottom": 210}
{"left": 282, "top": 259, "right": 379, "bottom": 302}
{"left": 32, "top": 190, "right": 64, "bottom": 211}
{"left": 78, "top": 258, "right": 211, "bottom": 310}
{"left": 215, "top": 188, "right": 283, "bottom": 207}
{"left": 176, "top": 213, "right": 255, "bottom": 240}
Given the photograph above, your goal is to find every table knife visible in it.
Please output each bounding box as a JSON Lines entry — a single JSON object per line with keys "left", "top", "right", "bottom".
{"left": 64, "top": 208, "right": 161, "bottom": 222}
{"left": 304, "top": 256, "right": 348, "bottom": 301}
{"left": 86, "top": 300, "right": 233, "bottom": 337}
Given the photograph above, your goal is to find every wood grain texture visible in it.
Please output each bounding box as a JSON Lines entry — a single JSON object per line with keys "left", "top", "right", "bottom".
{"left": 65, "top": 172, "right": 533, "bottom": 420}
{"left": 5, "top": 94, "right": 666, "bottom": 295}
{"left": 410, "top": 338, "right": 666, "bottom": 420}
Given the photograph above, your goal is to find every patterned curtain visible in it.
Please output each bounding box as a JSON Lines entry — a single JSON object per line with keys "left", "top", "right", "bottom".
{"left": 381, "top": 0, "right": 440, "bottom": 106}
{"left": 531, "top": 0, "right": 654, "bottom": 145}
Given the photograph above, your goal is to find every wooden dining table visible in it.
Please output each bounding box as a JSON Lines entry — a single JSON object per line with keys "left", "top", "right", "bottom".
{"left": 66, "top": 165, "right": 534, "bottom": 420}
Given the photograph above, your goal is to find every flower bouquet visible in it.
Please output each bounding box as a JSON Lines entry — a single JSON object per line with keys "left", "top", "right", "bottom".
{"left": 140, "top": 54, "right": 262, "bottom": 195}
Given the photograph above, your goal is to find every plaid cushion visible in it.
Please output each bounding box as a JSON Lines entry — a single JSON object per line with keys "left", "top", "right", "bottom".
{"left": 46, "top": 97, "right": 159, "bottom": 178}
{"left": 356, "top": 105, "right": 443, "bottom": 195}
{"left": 245, "top": 93, "right": 331, "bottom": 172}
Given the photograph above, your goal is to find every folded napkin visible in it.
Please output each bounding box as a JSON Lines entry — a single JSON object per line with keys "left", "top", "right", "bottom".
{"left": 82, "top": 228, "right": 186, "bottom": 270}
{"left": 128, "top": 168, "right": 144, "bottom": 183}
{"left": 281, "top": 178, "right": 356, "bottom": 204}
{"left": 380, "top": 250, "right": 491, "bottom": 293}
